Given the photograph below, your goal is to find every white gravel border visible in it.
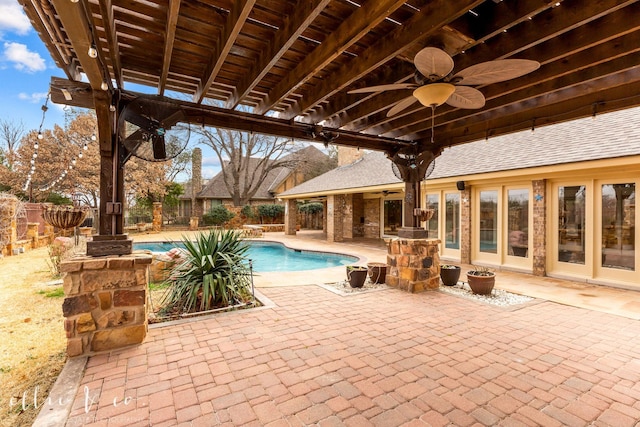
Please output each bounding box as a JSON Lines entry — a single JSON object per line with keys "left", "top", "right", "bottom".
{"left": 439, "top": 282, "right": 535, "bottom": 307}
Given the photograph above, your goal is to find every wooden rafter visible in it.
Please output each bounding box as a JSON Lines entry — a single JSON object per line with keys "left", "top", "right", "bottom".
{"left": 278, "top": 0, "right": 484, "bottom": 120}
{"left": 97, "top": 0, "right": 122, "bottom": 88}
{"left": 193, "top": 0, "right": 256, "bottom": 103}
{"left": 159, "top": 0, "right": 181, "bottom": 95}
{"left": 49, "top": 0, "right": 106, "bottom": 90}
{"left": 255, "top": 0, "right": 409, "bottom": 115}
{"left": 225, "top": 0, "right": 330, "bottom": 109}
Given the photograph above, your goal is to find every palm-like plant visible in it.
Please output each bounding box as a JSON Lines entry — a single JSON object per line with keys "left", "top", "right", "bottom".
{"left": 161, "top": 229, "right": 252, "bottom": 314}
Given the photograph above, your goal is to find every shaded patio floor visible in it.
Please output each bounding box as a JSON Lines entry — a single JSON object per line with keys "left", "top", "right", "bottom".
{"left": 38, "top": 230, "right": 640, "bottom": 426}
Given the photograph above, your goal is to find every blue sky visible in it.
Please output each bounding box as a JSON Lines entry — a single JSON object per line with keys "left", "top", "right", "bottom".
{"left": 0, "top": 1, "right": 225, "bottom": 180}
{"left": 0, "top": 0, "right": 67, "bottom": 133}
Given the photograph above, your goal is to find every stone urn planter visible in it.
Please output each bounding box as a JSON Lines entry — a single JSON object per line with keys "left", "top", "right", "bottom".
{"left": 41, "top": 205, "right": 87, "bottom": 230}
{"left": 440, "top": 264, "right": 461, "bottom": 286}
{"left": 366, "top": 262, "right": 387, "bottom": 284}
{"left": 467, "top": 268, "right": 496, "bottom": 295}
{"left": 346, "top": 265, "right": 368, "bottom": 288}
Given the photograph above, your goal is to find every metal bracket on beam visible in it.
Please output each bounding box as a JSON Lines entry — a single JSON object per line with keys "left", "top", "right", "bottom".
{"left": 106, "top": 202, "right": 122, "bottom": 215}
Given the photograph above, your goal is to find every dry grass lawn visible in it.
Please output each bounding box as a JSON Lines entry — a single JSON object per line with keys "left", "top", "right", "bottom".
{"left": 0, "top": 246, "right": 68, "bottom": 427}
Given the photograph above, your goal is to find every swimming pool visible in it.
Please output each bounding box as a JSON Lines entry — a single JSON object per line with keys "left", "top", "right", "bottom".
{"left": 134, "top": 240, "right": 358, "bottom": 272}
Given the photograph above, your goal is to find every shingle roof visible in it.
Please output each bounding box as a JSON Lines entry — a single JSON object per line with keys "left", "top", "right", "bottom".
{"left": 429, "top": 106, "right": 640, "bottom": 179}
{"left": 279, "top": 106, "right": 640, "bottom": 197}
{"left": 278, "top": 151, "right": 400, "bottom": 196}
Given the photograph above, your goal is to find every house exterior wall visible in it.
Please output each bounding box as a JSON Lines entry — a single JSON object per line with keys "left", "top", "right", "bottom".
{"left": 424, "top": 156, "right": 640, "bottom": 290}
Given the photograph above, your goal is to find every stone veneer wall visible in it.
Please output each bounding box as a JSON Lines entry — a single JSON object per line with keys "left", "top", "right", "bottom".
{"left": 385, "top": 238, "right": 441, "bottom": 293}
{"left": 363, "top": 198, "right": 380, "bottom": 238}
{"left": 460, "top": 187, "right": 471, "bottom": 264}
{"left": 60, "top": 254, "right": 152, "bottom": 357}
{"left": 352, "top": 194, "right": 364, "bottom": 237}
{"left": 532, "top": 179, "right": 547, "bottom": 276}
{"left": 152, "top": 202, "right": 163, "bottom": 232}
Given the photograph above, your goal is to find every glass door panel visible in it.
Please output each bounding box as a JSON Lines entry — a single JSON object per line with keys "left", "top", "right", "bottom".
{"left": 426, "top": 194, "right": 439, "bottom": 239}
{"left": 383, "top": 199, "right": 403, "bottom": 235}
{"left": 507, "top": 189, "right": 529, "bottom": 258}
{"left": 558, "top": 185, "right": 586, "bottom": 264}
{"left": 445, "top": 193, "right": 460, "bottom": 249}
{"left": 601, "top": 183, "right": 635, "bottom": 271}
{"left": 479, "top": 190, "right": 498, "bottom": 254}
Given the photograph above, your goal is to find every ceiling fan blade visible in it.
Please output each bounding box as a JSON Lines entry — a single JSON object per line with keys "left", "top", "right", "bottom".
{"left": 414, "top": 47, "right": 454, "bottom": 80}
{"left": 348, "top": 83, "right": 416, "bottom": 94}
{"left": 387, "top": 96, "right": 419, "bottom": 117}
{"left": 446, "top": 86, "right": 485, "bottom": 109}
{"left": 453, "top": 59, "right": 540, "bottom": 85}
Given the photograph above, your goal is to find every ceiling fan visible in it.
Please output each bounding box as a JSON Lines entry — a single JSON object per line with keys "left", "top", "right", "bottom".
{"left": 348, "top": 47, "right": 540, "bottom": 118}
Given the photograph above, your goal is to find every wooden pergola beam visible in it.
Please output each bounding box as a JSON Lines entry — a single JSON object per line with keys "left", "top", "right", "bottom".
{"left": 49, "top": 0, "right": 107, "bottom": 91}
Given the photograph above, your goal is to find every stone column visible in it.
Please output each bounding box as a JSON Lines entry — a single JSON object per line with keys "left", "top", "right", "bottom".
{"left": 343, "top": 194, "right": 353, "bottom": 239}
{"left": 532, "top": 179, "right": 547, "bottom": 276}
{"left": 385, "top": 238, "right": 441, "bottom": 293}
{"left": 460, "top": 187, "right": 472, "bottom": 264}
{"left": 0, "top": 197, "right": 18, "bottom": 256}
{"left": 152, "top": 202, "right": 162, "bottom": 232}
{"left": 27, "top": 223, "right": 39, "bottom": 247}
{"left": 189, "top": 216, "right": 199, "bottom": 231}
{"left": 60, "top": 254, "right": 152, "bottom": 357}
{"left": 327, "top": 195, "right": 344, "bottom": 242}
{"left": 284, "top": 199, "right": 298, "bottom": 235}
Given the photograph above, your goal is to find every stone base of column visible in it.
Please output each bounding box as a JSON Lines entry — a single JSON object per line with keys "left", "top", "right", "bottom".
{"left": 189, "top": 216, "right": 199, "bottom": 231}
{"left": 385, "top": 237, "right": 441, "bottom": 293}
{"left": 60, "top": 254, "right": 152, "bottom": 357}
{"left": 397, "top": 227, "right": 429, "bottom": 239}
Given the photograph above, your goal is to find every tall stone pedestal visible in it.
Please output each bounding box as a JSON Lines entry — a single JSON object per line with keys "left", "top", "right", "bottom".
{"left": 385, "top": 238, "right": 441, "bottom": 293}
{"left": 60, "top": 254, "right": 152, "bottom": 357}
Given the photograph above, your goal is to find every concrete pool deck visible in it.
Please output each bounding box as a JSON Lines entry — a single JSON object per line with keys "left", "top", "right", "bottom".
{"left": 35, "top": 229, "right": 640, "bottom": 426}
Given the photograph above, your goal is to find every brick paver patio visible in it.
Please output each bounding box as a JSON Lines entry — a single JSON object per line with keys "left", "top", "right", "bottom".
{"left": 66, "top": 285, "right": 640, "bottom": 426}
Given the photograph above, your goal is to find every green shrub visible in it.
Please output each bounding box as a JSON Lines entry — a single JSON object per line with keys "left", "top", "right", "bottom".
{"left": 241, "top": 205, "right": 255, "bottom": 219}
{"left": 160, "top": 230, "right": 252, "bottom": 314}
{"left": 256, "top": 204, "right": 284, "bottom": 223}
{"left": 202, "top": 204, "right": 235, "bottom": 226}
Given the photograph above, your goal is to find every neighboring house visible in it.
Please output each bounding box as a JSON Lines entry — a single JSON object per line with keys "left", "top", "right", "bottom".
{"left": 178, "top": 145, "right": 332, "bottom": 218}
{"left": 279, "top": 107, "right": 640, "bottom": 290}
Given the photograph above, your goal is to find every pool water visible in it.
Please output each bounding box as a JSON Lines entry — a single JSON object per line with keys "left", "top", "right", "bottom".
{"left": 134, "top": 241, "right": 358, "bottom": 272}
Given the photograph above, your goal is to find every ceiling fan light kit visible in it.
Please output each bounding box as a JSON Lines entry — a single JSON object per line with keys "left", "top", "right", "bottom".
{"left": 413, "top": 83, "right": 456, "bottom": 108}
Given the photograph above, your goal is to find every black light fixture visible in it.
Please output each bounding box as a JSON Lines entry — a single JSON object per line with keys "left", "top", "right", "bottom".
{"left": 456, "top": 181, "right": 465, "bottom": 191}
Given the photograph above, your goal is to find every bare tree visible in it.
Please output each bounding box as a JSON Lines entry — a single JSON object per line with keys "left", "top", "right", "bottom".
{"left": 196, "top": 127, "right": 301, "bottom": 206}
{"left": 0, "top": 119, "right": 25, "bottom": 170}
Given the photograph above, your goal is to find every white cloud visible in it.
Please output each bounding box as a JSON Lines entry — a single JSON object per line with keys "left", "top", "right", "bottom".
{"left": 4, "top": 41, "right": 45, "bottom": 72}
{"left": 0, "top": 0, "right": 32, "bottom": 35}
{"left": 18, "top": 91, "right": 48, "bottom": 103}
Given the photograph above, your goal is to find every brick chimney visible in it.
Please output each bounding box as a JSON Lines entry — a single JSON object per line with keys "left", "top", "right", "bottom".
{"left": 191, "top": 148, "right": 203, "bottom": 217}
{"left": 337, "top": 146, "right": 364, "bottom": 166}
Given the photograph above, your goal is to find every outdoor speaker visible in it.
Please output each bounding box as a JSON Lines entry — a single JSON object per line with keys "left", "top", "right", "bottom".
{"left": 456, "top": 181, "right": 465, "bottom": 191}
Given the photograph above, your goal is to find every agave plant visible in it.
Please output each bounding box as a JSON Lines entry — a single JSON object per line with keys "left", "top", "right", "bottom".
{"left": 161, "top": 229, "right": 252, "bottom": 314}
